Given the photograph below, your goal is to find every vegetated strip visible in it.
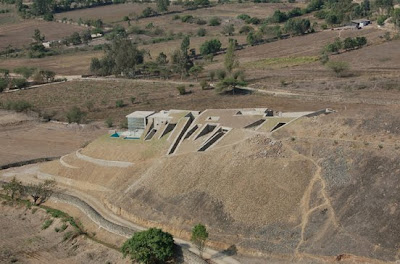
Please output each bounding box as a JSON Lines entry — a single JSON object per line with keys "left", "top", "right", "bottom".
{"left": 0, "top": 157, "right": 60, "bottom": 170}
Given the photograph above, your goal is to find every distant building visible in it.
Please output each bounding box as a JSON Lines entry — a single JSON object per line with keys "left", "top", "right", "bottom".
{"left": 352, "top": 19, "right": 371, "bottom": 29}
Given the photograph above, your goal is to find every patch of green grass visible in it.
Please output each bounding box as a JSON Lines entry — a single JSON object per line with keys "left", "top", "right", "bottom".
{"left": 246, "top": 56, "right": 319, "bottom": 69}
{"left": 42, "top": 219, "right": 54, "bottom": 230}
{"left": 45, "top": 207, "right": 68, "bottom": 218}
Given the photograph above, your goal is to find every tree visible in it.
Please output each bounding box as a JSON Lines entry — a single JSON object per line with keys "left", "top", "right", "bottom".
{"left": 191, "top": 224, "right": 208, "bottom": 258}
{"left": 27, "top": 180, "right": 56, "bottom": 205}
{"left": 270, "top": 10, "right": 287, "bottom": 23}
{"left": 189, "top": 65, "right": 204, "bottom": 81}
{"left": 343, "top": 37, "right": 357, "bottom": 50}
{"left": 156, "top": 0, "right": 170, "bottom": 12}
{"left": 81, "top": 30, "right": 92, "bottom": 45}
{"left": 200, "top": 39, "right": 222, "bottom": 55}
{"left": 3, "top": 177, "right": 24, "bottom": 200}
{"left": 284, "top": 18, "right": 311, "bottom": 35}
{"left": 181, "top": 35, "right": 190, "bottom": 55}
{"left": 32, "top": 0, "right": 54, "bottom": 16}
{"left": 172, "top": 36, "right": 193, "bottom": 79}
{"left": 121, "top": 228, "right": 174, "bottom": 264}
{"left": 69, "top": 32, "right": 82, "bottom": 45}
{"left": 13, "top": 67, "right": 37, "bottom": 79}
{"left": 224, "top": 39, "right": 238, "bottom": 73}
{"left": 325, "top": 38, "right": 342, "bottom": 53}
{"left": 33, "top": 29, "right": 45, "bottom": 43}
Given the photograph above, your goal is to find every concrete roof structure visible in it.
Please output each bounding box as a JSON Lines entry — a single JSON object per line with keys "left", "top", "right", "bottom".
{"left": 126, "top": 111, "right": 155, "bottom": 118}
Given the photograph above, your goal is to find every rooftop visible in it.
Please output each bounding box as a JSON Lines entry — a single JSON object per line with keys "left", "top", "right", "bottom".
{"left": 126, "top": 111, "right": 155, "bottom": 118}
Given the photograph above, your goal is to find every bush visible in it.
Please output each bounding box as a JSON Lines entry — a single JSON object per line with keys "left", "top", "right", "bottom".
{"left": 13, "top": 67, "right": 36, "bottom": 79}
{"left": 66, "top": 106, "right": 86, "bottom": 124}
{"left": 239, "top": 25, "right": 254, "bottom": 34}
{"left": 196, "top": 19, "right": 207, "bottom": 25}
{"left": 197, "top": 28, "right": 206, "bottom": 36}
{"left": 2, "top": 100, "right": 32, "bottom": 112}
{"left": 237, "top": 14, "right": 251, "bottom": 21}
{"left": 121, "top": 228, "right": 174, "bottom": 264}
{"left": 9, "top": 78, "right": 27, "bottom": 89}
{"left": 130, "top": 96, "right": 136, "bottom": 104}
{"left": 377, "top": 15, "right": 388, "bottom": 26}
{"left": 216, "top": 69, "right": 226, "bottom": 80}
{"left": 200, "top": 80, "right": 208, "bottom": 90}
{"left": 42, "top": 219, "right": 53, "bottom": 230}
{"left": 208, "top": 17, "right": 221, "bottom": 26}
{"left": 326, "top": 61, "right": 349, "bottom": 76}
{"left": 115, "top": 100, "right": 125, "bottom": 108}
{"left": 176, "top": 85, "right": 186, "bottom": 95}
{"left": 181, "top": 15, "right": 194, "bottom": 23}
{"left": 105, "top": 117, "right": 113, "bottom": 128}
{"left": 0, "top": 78, "right": 7, "bottom": 92}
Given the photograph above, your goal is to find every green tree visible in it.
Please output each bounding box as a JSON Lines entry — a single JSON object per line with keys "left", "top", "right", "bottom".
{"left": 224, "top": 39, "right": 238, "bottom": 73}
{"left": 156, "top": 0, "right": 170, "bottom": 12}
{"left": 121, "top": 228, "right": 174, "bottom": 264}
{"left": 325, "top": 38, "right": 343, "bottom": 53}
{"left": 172, "top": 36, "right": 193, "bottom": 79}
{"left": 200, "top": 39, "right": 222, "bottom": 55}
{"left": 392, "top": 8, "right": 400, "bottom": 29}
{"left": 181, "top": 35, "right": 190, "bottom": 55}
{"left": 32, "top": 0, "right": 54, "bottom": 16}
{"left": 13, "top": 67, "right": 36, "bottom": 79}
{"left": 191, "top": 224, "right": 209, "bottom": 258}
{"left": 189, "top": 65, "right": 204, "bottom": 81}
{"left": 33, "top": 29, "right": 45, "bottom": 43}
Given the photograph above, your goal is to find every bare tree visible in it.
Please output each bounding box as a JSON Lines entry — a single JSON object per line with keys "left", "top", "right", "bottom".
{"left": 27, "top": 180, "right": 56, "bottom": 205}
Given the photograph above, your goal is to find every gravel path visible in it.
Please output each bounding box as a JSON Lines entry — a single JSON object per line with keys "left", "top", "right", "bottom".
{"left": 75, "top": 149, "right": 133, "bottom": 168}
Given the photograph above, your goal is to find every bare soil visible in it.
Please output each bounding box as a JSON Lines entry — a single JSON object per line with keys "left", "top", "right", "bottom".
{"left": 0, "top": 110, "right": 106, "bottom": 166}
{"left": 0, "top": 200, "right": 128, "bottom": 264}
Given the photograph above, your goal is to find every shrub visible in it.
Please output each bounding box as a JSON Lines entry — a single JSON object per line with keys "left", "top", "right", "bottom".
{"left": 181, "top": 15, "right": 194, "bottom": 23}
{"left": 13, "top": 67, "right": 36, "bottom": 79}
{"left": 209, "top": 70, "right": 215, "bottom": 81}
{"left": 105, "top": 117, "right": 113, "bottom": 128}
{"left": 237, "top": 14, "right": 251, "bottom": 21}
{"left": 216, "top": 69, "right": 226, "bottom": 80}
{"left": 208, "top": 17, "right": 221, "bottom": 26}
{"left": 176, "top": 85, "right": 186, "bottom": 95}
{"left": 200, "top": 80, "right": 208, "bottom": 90}
{"left": 377, "top": 15, "right": 388, "bottom": 26}
{"left": 239, "top": 25, "right": 254, "bottom": 34}
{"left": 115, "top": 100, "right": 125, "bottom": 108}
{"left": 130, "top": 96, "right": 136, "bottom": 104}
{"left": 9, "top": 78, "right": 27, "bottom": 89}
{"left": 121, "top": 228, "right": 174, "bottom": 264}
{"left": 326, "top": 61, "right": 349, "bottom": 76}
{"left": 2, "top": 100, "right": 32, "bottom": 112}
{"left": 197, "top": 28, "right": 206, "bottom": 36}
{"left": 0, "top": 78, "right": 7, "bottom": 92}
{"left": 196, "top": 19, "right": 207, "bottom": 25}
{"left": 66, "top": 106, "right": 86, "bottom": 124}
{"left": 120, "top": 119, "right": 128, "bottom": 129}
{"left": 42, "top": 219, "right": 53, "bottom": 230}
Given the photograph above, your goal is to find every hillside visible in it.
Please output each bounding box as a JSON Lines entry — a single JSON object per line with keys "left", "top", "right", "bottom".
{"left": 2, "top": 105, "right": 395, "bottom": 263}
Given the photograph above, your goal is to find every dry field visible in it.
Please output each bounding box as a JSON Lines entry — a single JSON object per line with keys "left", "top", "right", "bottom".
{"left": 54, "top": 3, "right": 183, "bottom": 24}
{"left": 0, "top": 79, "right": 340, "bottom": 123}
{"left": 0, "top": 110, "right": 106, "bottom": 166}
{"left": 0, "top": 19, "right": 86, "bottom": 50}
{"left": 0, "top": 201, "right": 127, "bottom": 263}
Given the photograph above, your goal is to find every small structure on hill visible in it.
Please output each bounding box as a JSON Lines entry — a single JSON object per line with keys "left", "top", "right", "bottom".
{"left": 126, "top": 111, "right": 155, "bottom": 138}
{"left": 352, "top": 19, "right": 371, "bottom": 29}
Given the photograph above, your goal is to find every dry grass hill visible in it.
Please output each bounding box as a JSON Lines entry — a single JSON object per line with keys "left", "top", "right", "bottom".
{"left": 3, "top": 105, "right": 397, "bottom": 263}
